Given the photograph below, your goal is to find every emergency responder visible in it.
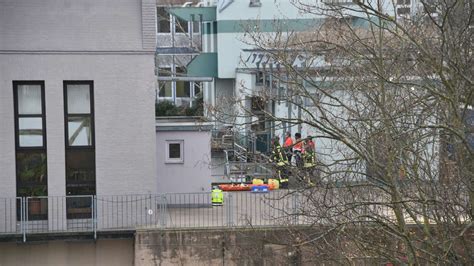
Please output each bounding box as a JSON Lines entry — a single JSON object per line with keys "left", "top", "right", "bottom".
{"left": 271, "top": 137, "right": 287, "bottom": 166}
{"left": 303, "top": 137, "right": 317, "bottom": 186}
{"left": 211, "top": 186, "right": 223, "bottom": 206}
{"left": 293, "top": 133, "right": 304, "bottom": 168}
{"left": 303, "top": 137, "right": 316, "bottom": 168}
{"left": 283, "top": 131, "right": 293, "bottom": 164}
{"left": 270, "top": 137, "right": 289, "bottom": 188}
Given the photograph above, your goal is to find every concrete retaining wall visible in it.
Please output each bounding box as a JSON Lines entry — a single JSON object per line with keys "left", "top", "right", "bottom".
{"left": 135, "top": 228, "right": 296, "bottom": 266}
{"left": 0, "top": 239, "right": 134, "bottom": 266}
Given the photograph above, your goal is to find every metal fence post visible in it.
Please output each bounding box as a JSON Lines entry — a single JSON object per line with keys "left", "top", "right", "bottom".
{"left": 21, "top": 197, "right": 26, "bottom": 243}
{"left": 24, "top": 197, "right": 29, "bottom": 242}
{"left": 93, "top": 195, "right": 97, "bottom": 240}
{"left": 226, "top": 193, "right": 233, "bottom": 227}
{"left": 292, "top": 193, "right": 298, "bottom": 225}
{"left": 159, "top": 194, "right": 167, "bottom": 228}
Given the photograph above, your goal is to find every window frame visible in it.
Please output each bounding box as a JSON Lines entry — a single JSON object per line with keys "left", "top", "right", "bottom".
{"left": 156, "top": 6, "right": 172, "bottom": 33}
{"left": 13, "top": 81, "right": 47, "bottom": 150}
{"left": 165, "top": 140, "right": 184, "bottom": 164}
{"left": 63, "top": 81, "right": 95, "bottom": 149}
{"left": 13, "top": 81, "right": 48, "bottom": 220}
{"left": 63, "top": 80, "right": 96, "bottom": 199}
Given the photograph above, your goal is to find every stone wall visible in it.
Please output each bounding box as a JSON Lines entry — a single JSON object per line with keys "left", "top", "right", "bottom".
{"left": 0, "top": 239, "right": 134, "bottom": 266}
{"left": 135, "top": 228, "right": 299, "bottom": 266}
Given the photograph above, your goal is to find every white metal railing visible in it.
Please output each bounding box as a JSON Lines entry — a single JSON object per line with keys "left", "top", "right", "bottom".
{"left": 2, "top": 187, "right": 467, "bottom": 242}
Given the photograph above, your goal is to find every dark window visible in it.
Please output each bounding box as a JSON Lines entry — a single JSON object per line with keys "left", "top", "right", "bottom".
{"left": 158, "top": 68, "right": 173, "bottom": 97}
{"left": 64, "top": 81, "right": 95, "bottom": 219}
{"left": 175, "top": 17, "right": 189, "bottom": 33}
{"left": 194, "top": 82, "right": 202, "bottom": 96}
{"left": 397, "top": 7, "right": 411, "bottom": 15}
{"left": 251, "top": 96, "right": 265, "bottom": 112}
{"left": 192, "top": 21, "right": 200, "bottom": 33}
{"left": 159, "top": 82, "right": 173, "bottom": 97}
{"left": 397, "top": 0, "right": 410, "bottom": 4}
{"left": 13, "top": 81, "right": 48, "bottom": 221}
{"left": 166, "top": 140, "right": 184, "bottom": 163}
{"left": 176, "top": 82, "right": 191, "bottom": 97}
{"left": 157, "top": 7, "right": 170, "bottom": 33}
{"left": 176, "top": 67, "right": 191, "bottom": 98}
{"left": 169, "top": 144, "right": 181, "bottom": 158}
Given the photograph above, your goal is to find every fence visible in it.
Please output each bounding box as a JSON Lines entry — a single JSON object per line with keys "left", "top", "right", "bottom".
{"left": 2, "top": 189, "right": 466, "bottom": 242}
{"left": 0, "top": 191, "right": 307, "bottom": 242}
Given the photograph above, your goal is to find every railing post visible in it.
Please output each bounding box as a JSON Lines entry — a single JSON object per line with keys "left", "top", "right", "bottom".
{"left": 226, "top": 193, "right": 233, "bottom": 227}
{"left": 20, "top": 197, "right": 26, "bottom": 243}
{"left": 93, "top": 195, "right": 97, "bottom": 240}
{"left": 292, "top": 193, "right": 298, "bottom": 225}
{"left": 24, "top": 197, "right": 29, "bottom": 242}
{"left": 159, "top": 194, "right": 167, "bottom": 228}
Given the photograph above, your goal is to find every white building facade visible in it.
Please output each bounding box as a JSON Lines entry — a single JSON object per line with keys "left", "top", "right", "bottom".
{"left": 0, "top": 0, "right": 159, "bottom": 218}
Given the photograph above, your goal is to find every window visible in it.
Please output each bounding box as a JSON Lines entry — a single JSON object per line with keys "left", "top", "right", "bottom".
{"left": 251, "top": 96, "right": 265, "bottom": 112}
{"left": 176, "top": 81, "right": 191, "bottom": 97}
{"left": 157, "top": 67, "right": 196, "bottom": 104}
{"left": 193, "top": 82, "right": 202, "bottom": 96}
{"left": 175, "top": 17, "right": 189, "bottom": 33}
{"left": 397, "top": 7, "right": 411, "bottom": 15}
{"left": 13, "top": 81, "right": 48, "bottom": 221}
{"left": 157, "top": 7, "right": 171, "bottom": 33}
{"left": 166, "top": 140, "right": 184, "bottom": 163}
{"left": 159, "top": 82, "right": 173, "bottom": 97}
{"left": 396, "top": 0, "right": 410, "bottom": 4}
{"left": 157, "top": 6, "right": 200, "bottom": 35}
{"left": 176, "top": 67, "right": 191, "bottom": 97}
{"left": 192, "top": 21, "right": 200, "bottom": 33}
{"left": 249, "top": 0, "right": 262, "bottom": 7}
{"left": 158, "top": 68, "right": 172, "bottom": 98}
{"left": 64, "top": 81, "right": 95, "bottom": 219}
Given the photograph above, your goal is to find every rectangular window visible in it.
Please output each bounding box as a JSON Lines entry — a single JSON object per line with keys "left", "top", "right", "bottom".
{"left": 397, "top": 0, "right": 410, "bottom": 4}
{"left": 192, "top": 21, "right": 200, "bottom": 33}
{"left": 175, "top": 17, "right": 189, "bottom": 33}
{"left": 158, "top": 67, "right": 173, "bottom": 98}
{"left": 176, "top": 81, "right": 191, "bottom": 97}
{"left": 193, "top": 82, "right": 202, "bottom": 96}
{"left": 397, "top": 7, "right": 411, "bottom": 15}
{"left": 13, "top": 81, "right": 48, "bottom": 221}
{"left": 64, "top": 81, "right": 95, "bottom": 219}
{"left": 157, "top": 7, "right": 171, "bottom": 33}
{"left": 166, "top": 140, "right": 184, "bottom": 163}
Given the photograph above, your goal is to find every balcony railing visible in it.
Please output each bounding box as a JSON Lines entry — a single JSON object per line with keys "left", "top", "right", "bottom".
{"left": 1, "top": 188, "right": 469, "bottom": 242}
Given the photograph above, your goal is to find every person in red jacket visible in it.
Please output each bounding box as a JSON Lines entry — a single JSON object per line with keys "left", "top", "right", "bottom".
{"left": 283, "top": 131, "right": 293, "bottom": 164}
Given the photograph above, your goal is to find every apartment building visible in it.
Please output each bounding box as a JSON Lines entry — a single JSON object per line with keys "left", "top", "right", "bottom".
{"left": 0, "top": 0, "right": 158, "bottom": 219}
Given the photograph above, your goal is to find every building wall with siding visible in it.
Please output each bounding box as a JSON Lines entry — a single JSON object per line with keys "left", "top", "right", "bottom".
{"left": 0, "top": 0, "right": 158, "bottom": 199}
{"left": 156, "top": 130, "right": 211, "bottom": 193}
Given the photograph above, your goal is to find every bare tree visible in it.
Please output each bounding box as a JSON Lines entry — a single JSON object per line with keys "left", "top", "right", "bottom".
{"left": 211, "top": 0, "right": 473, "bottom": 264}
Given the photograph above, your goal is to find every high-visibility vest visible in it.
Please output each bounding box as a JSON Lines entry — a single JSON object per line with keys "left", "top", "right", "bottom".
{"left": 212, "top": 189, "right": 223, "bottom": 205}
{"left": 304, "top": 151, "right": 315, "bottom": 168}
{"left": 283, "top": 137, "right": 293, "bottom": 148}
{"left": 271, "top": 144, "right": 287, "bottom": 165}
{"left": 294, "top": 140, "right": 304, "bottom": 153}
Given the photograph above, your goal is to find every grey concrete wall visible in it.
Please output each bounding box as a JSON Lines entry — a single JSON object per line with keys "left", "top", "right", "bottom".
{"left": 156, "top": 131, "right": 211, "bottom": 193}
{"left": 0, "top": 239, "right": 134, "bottom": 266}
{"left": 0, "top": 0, "right": 156, "bottom": 51}
{"left": 0, "top": 54, "right": 158, "bottom": 197}
{"left": 135, "top": 228, "right": 295, "bottom": 266}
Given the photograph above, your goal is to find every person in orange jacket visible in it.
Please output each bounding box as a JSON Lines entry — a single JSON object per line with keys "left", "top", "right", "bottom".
{"left": 283, "top": 131, "right": 293, "bottom": 164}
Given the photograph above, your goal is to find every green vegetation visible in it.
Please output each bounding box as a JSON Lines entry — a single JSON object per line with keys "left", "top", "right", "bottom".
{"left": 155, "top": 97, "right": 203, "bottom": 117}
